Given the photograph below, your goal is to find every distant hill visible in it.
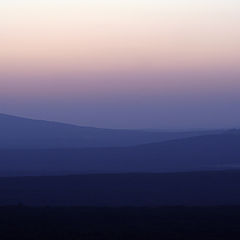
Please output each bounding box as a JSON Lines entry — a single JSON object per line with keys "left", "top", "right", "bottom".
{"left": 0, "top": 130, "right": 240, "bottom": 175}
{"left": 0, "top": 113, "right": 219, "bottom": 149}
{"left": 1, "top": 171, "right": 240, "bottom": 206}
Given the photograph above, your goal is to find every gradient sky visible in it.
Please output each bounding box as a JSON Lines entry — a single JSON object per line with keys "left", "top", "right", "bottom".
{"left": 0, "top": 0, "right": 240, "bottom": 129}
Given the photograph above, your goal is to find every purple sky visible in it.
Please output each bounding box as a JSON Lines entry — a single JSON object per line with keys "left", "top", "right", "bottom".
{"left": 1, "top": 0, "right": 240, "bottom": 129}
{"left": 1, "top": 69, "right": 240, "bottom": 129}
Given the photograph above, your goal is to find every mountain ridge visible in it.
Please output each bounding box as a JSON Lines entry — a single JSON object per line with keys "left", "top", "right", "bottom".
{"left": 0, "top": 113, "right": 220, "bottom": 149}
{"left": 0, "top": 129, "right": 240, "bottom": 176}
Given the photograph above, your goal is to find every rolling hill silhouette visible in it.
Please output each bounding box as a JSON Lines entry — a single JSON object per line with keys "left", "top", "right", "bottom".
{"left": 0, "top": 129, "right": 239, "bottom": 176}
{"left": 0, "top": 113, "right": 217, "bottom": 149}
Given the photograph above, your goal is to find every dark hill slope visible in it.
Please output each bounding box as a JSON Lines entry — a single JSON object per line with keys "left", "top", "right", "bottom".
{"left": 0, "top": 131, "right": 240, "bottom": 175}
{"left": 0, "top": 113, "right": 215, "bottom": 148}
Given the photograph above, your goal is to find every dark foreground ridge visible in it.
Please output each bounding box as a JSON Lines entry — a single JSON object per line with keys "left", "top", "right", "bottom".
{"left": 0, "top": 206, "right": 240, "bottom": 240}
{"left": 1, "top": 171, "right": 240, "bottom": 206}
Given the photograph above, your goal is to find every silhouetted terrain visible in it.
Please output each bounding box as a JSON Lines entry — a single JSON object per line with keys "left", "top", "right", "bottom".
{"left": 1, "top": 171, "right": 240, "bottom": 206}
{"left": 1, "top": 116, "right": 240, "bottom": 239}
{"left": 0, "top": 113, "right": 220, "bottom": 148}
{"left": 0, "top": 130, "right": 240, "bottom": 175}
{"left": 1, "top": 206, "right": 240, "bottom": 240}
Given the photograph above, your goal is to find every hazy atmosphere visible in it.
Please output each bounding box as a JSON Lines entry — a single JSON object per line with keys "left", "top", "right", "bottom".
{"left": 1, "top": 2, "right": 240, "bottom": 239}
{"left": 1, "top": 0, "right": 240, "bottom": 128}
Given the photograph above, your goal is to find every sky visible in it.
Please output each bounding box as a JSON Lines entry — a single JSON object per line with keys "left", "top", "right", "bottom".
{"left": 0, "top": 0, "right": 240, "bottom": 129}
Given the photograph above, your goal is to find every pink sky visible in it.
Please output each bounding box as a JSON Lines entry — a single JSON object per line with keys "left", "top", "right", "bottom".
{"left": 0, "top": 0, "right": 240, "bottom": 128}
